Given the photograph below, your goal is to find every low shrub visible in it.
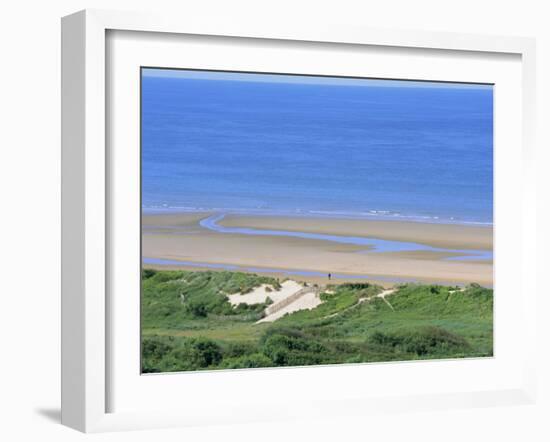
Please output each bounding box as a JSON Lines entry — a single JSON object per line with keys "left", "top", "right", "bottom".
{"left": 142, "top": 268, "right": 157, "bottom": 280}
{"left": 142, "top": 336, "right": 223, "bottom": 372}
{"left": 369, "top": 326, "right": 471, "bottom": 356}
{"left": 220, "top": 353, "right": 273, "bottom": 369}
{"left": 260, "top": 328, "right": 327, "bottom": 366}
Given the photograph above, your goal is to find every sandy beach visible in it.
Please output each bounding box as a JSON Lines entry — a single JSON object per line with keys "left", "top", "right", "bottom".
{"left": 142, "top": 212, "right": 493, "bottom": 287}
{"left": 220, "top": 214, "right": 492, "bottom": 250}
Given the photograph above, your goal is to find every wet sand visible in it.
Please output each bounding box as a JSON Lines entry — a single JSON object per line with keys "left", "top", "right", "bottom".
{"left": 220, "top": 214, "right": 493, "bottom": 250}
{"left": 142, "top": 212, "right": 493, "bottom": 287}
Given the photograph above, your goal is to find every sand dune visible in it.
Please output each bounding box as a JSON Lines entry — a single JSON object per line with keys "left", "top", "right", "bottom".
{"left": 227, "top": 280, "right": 303, "bottom": 306}
{"left": 257, "top": 289, "right": 323, "bottom": 323}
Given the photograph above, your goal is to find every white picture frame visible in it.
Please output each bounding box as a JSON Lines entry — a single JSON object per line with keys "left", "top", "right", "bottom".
{"left": 61, "top": 9, "right": 538, "bottom": 433}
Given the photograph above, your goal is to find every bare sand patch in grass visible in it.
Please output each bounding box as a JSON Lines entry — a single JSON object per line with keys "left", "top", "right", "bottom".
{"left": 227, "top": 280, "right": 303, "bottom": 306}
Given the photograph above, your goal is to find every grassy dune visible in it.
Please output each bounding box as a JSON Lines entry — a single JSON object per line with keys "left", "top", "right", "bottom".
{"left": 141, "top": 269, "right": 493, "bottom": 373}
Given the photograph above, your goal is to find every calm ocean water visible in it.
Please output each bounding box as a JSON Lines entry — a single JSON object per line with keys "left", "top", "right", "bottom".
{"left": 141, "top": 72, "right": 493, "bottom": 225}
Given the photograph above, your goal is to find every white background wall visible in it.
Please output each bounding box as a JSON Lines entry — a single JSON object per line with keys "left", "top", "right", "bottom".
{"left": 0, "top": 1, "right": 548, "bottom": 441}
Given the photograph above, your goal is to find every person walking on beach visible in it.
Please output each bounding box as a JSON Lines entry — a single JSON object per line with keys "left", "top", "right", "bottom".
{"left": 328, "top": 273, "right": 331, "bottom": 281}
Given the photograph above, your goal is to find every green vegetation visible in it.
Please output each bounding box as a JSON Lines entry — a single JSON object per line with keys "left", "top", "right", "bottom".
{"left": 142, "top": 269, "right": 493, "bottom": 373}
{"left": 141, "top": 269, "right": 278, "bottom": 327}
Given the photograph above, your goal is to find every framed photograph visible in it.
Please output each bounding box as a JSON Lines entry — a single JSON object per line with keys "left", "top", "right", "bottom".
{"left": 61, "top": 9, "right": 538, "bottom": 432}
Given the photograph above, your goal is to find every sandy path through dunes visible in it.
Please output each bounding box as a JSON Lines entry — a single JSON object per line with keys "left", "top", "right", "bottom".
{"left": 227, "top": 280, "right": 303, "bottom": 306}
{"left": 257, "top": 288, "right": 322, "bottom": 323}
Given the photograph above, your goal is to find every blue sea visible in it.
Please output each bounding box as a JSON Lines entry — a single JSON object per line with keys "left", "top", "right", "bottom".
{"left": 141, "top": 70, "right": 493, "bottom": 225}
